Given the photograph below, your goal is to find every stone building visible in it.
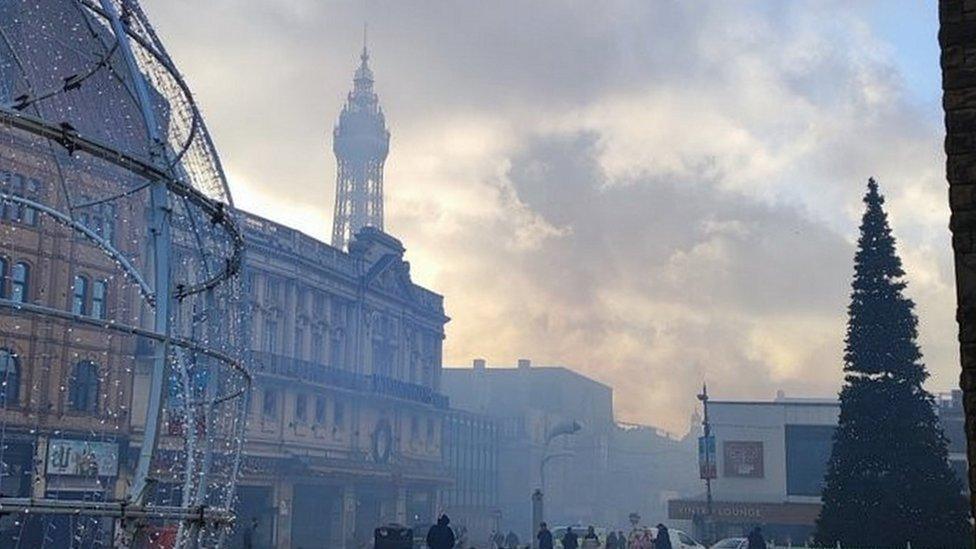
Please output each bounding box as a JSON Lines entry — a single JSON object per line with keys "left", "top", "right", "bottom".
{"left": 442, "top": 359, "right": 614, "bottom": 541}
{"left": 441, "top": 408, "right": 501, "bottom": 546}
{"left": 229, "top": 214, "right": 450, "bottom": 548}
{"left": 223, "top": 43, "right": 452, "bottom": 547}
{"left": 0, "top": 5, "right": 155, "bottom": 545}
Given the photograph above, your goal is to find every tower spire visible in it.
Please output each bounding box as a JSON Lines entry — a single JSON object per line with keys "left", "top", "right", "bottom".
{"left": 331, "top": 42, "right": 390, "bottom": 251}
{"left": 362, "top": 21, "right": 368, "bottom": 59}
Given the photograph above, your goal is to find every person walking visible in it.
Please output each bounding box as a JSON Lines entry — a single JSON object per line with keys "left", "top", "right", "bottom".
{"left": 505, "top": 530, "right": 520, "bottom": 549}
{"left": 582, "top": 526, "right": 600, "bottom": 549}
{"left": 606, "top": 530, "right": 619, "bottom": 549}
{"left": 653, "top": 524, "right": 672, "bottom": 549}
{"left": 562, "top": 526, "right": 580, "bottom": 549}
{"left": 426, "top": 515, "right": 456, "bottom": 549}
{"left": 747, "top": 526, "right": 766, "bottom": 549}
{"left": 538, "top": 522, "right": 554, "bottom": 549}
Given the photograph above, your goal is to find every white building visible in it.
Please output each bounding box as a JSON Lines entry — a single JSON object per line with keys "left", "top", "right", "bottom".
{"left": 668, "top": 394, "right": 839, "bottom": 545}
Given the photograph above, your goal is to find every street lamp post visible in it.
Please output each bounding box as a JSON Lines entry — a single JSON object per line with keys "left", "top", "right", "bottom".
{"left": 532, "top": 419, "right": 581, "bottom": 549}
{"left": 697, "top": 383, "right": 714, "bottom": 544}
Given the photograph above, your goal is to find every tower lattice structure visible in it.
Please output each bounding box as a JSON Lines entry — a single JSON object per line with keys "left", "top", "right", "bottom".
{"left": 331, "top": 46, "right": 390, "bottom": 250}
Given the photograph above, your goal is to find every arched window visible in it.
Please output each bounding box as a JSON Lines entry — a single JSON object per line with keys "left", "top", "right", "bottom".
{"left": 0, "top": 257, "right": 7, "bottom": 299}
{"left": 91, "top": 280, "right": 107, "bottom": 319}
{"left": 68, "top": 361, "right": 99, "bottom": 413}
{"left": 10, "top": 262, "right": 28, "bottom": 303}
{"left": 0, "top": 349, "right": 19, "bottom": 407}
{"left": 72, "top": 274, "right": 88, "bottom": 315}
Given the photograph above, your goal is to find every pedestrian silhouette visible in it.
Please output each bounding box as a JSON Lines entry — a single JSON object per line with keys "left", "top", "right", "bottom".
{"left": 426, "top": 515, "right": 456, "bottom": 549}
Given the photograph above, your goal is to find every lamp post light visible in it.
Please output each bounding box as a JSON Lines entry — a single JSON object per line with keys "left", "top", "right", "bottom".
{"left": 697, "top": 383, "right": 714, "bottom": 545}
{"left": 532, "top": 419, "right": 581, "bottom": 549}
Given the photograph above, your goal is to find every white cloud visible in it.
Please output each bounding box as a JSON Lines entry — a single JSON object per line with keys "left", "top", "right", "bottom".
{"left": 143, "top": 0, "right": 954, "bottom": 433}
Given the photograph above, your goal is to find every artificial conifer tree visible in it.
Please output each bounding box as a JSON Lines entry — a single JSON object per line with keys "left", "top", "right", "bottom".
{"left": 815, "top": 178, "right": 971, "bottom": 548}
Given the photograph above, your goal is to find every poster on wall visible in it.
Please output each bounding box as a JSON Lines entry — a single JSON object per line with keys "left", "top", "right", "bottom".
{"left": 698, "top": 435, "right": 716, "bottom": 479}
{"left": 724, "top": 440, "right": 764, "bottom": 478}
{"left": 47, "top": 439, "right": 119, "bottom": 477}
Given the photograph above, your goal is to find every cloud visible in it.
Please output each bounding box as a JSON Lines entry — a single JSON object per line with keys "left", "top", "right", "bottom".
{"left": 142, "top": 0, "right": 953, "bottom": 433}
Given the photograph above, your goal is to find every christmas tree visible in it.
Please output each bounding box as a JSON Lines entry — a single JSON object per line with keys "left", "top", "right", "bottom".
{"left": 815, "top": 178, "right": 971, "bottom": 547}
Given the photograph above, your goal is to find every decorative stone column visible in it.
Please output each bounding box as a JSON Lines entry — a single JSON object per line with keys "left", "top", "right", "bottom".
{"left": 274, "top": 479, "right": 294, "bottom": 549}
{"left": 395, "top": 486, "right": 407, "bottom": 525}
{"left": 341, "top": 484, "right": 357, "bottom": 549}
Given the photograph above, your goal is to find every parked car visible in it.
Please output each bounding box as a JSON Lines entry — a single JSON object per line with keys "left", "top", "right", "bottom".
{"left": 648, "top": 527, "right": 707, "bottom": 549}
{"left": 709, "top": 538, "right": 748, "bottom": 549}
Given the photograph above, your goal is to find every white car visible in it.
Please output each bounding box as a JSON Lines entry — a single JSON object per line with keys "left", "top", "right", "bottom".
{"left": 647, "top": 527, "right": 707, "bottom": 549}
{"left": 709, "top": 538, "right": 748, "bottom": 549}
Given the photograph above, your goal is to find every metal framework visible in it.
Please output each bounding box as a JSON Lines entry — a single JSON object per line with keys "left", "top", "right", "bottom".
{"left": 0, "top": 1, "right": 249, "bottom": 547}
{"left": 331, "top": 45, "right": 390, "bottom": 250}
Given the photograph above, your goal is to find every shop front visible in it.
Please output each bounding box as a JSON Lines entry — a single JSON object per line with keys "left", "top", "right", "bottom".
{"left": 668, "top": 499, "right": 821, "bottom": 543}
{"left": 39, "top": 438, "right": 121, "bottom": 548}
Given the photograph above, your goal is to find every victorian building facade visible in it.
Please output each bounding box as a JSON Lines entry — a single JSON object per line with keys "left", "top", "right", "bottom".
{"left": 231, "top": 214, "right": 450, "bottom": 549}
{"left": 223, "top": 44, "right": 452, "bottom": 548}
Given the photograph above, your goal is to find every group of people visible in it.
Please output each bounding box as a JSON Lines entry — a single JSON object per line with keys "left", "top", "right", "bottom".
{"left": 535, "top": 522, "right": 674, "bottom": 549}
{"left": 430, "top": 515, "right": 767, "bottom": 549}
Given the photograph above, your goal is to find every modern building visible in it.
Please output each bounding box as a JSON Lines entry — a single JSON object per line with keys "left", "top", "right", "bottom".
{"left": 442, "top": 359, "right": 614, "bottom": 540}
{"left": 667, "top": 394, "right": 839, "bottom": 544}
{"left": 441, "top": 408, "right": 501, "bottom": 546}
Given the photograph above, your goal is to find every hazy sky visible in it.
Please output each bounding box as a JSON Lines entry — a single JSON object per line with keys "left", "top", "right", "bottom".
{"left": 142, "top": 0, "right": 947, "bottom": 433}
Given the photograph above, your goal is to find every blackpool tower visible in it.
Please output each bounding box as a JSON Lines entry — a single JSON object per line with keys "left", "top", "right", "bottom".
{"left": 331, "top": 43, "right": 390, "bottom": 250}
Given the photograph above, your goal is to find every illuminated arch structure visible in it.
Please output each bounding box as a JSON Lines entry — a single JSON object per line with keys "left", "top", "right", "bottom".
{"left": 0, "top": 1, "right": 249, "bottom": 547}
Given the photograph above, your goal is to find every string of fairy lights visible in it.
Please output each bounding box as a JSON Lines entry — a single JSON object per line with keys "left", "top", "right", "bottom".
{"left": 0, "top": 1, "right": 249, "bottom": 547}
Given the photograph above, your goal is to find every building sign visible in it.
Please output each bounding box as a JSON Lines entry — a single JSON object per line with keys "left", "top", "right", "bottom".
{"left": 47, "top": 439, "right": 119, "bottom": 477}
{"left": 698, "top": 435, "right": 716, "bottom": 479}
{"left": 668, "top": 499, "right": 821, "bottom": 526}
{"left": 724, "top": 440, "right": 763, "bottom": 478}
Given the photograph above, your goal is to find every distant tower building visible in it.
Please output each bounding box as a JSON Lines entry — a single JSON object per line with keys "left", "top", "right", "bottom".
{"left": 331, "top": 44, "right": 390, "bottom": 250}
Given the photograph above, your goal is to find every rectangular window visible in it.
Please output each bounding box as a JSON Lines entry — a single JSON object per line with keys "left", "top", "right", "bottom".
{"left": 262, "top": 389, "right": 278, "bottom": 419}
{"left": 72, "top": 275, "right": 88, "bottom": 315}
{"left": 22, "top": 178, "right": 38, "bottom": 226}
{"left": 330, "top": 336, "right": 343, "bottom": 368}
{"left": 264, "top": 320, "right": 278, "bottom": 353}
{"left": 266, "top": 277, "right": 279, "bottom": 302}
{"left": 785, "top": 425, "right": 835, "bottom": 496}
{"left": 244, "top": 270, "right": 255, "bottom": 297}
{"left": 411, "top": 415, "right": 419, "bottom": 440}
{"left": 10, "top": 262, "right": 27, "bottom": 304}
{"left": 315, "top": 396, "right": 327, "bottom": 424}
{"left": 295, "top": 394, "right": 307, "bottom": 422}
{"left": 311, "top": 334, "right": 324, "bottom": 364}
{"left": 91, "top": 280, "right": 107, "bottom": 319}
{"left": 427, "top": 418, "right": 435, "bottom": 441}
{"left": 294, "top": 326, "right": 305, "bottom": 358}
{"left": 333, "top": 400, "right": 345, "bottom": 429}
